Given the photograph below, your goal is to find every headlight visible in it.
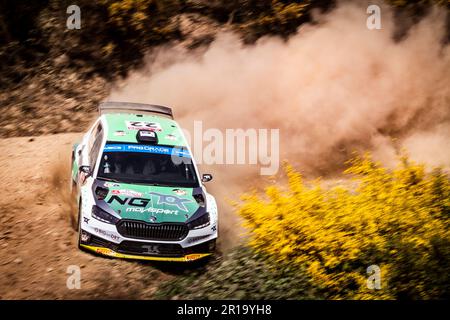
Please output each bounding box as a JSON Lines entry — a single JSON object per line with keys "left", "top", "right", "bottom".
{"left": 187, "top": 213, "right": 210, "bottom": 230}
{"left": 91, "top": 205, "right": 120, "bottom": 224}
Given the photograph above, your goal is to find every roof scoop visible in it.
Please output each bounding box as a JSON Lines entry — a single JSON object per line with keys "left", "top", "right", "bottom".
{"left": 137, "top": 130, "right": 158, "bottom": 144}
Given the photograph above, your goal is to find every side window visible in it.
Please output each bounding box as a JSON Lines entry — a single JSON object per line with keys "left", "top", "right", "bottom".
{"left": 89, "top": 124, "right": 104, "bottom": 169}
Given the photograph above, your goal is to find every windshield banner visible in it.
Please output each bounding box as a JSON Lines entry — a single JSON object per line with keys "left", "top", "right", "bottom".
{"left": 104, "top": 144, "right": 191, "bottom": 158}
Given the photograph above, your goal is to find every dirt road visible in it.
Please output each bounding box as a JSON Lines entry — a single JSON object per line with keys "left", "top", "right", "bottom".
{"left": 0, "top": 126, "right": 263, "bottom": 299}
{"left": 0, "top": 133, "right": 180, "bottom": 299}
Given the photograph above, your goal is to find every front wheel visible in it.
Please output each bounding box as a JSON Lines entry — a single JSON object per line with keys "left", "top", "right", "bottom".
{"left": 209, "top": 239, "right": 217, "bottom": 253}
{"left": 77, "top": 199, "right": 83, "bottom": 249}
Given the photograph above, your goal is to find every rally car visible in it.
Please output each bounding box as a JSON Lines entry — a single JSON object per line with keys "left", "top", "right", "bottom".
{"left": 71, "top": 102, "right": 218, "bottom": 262}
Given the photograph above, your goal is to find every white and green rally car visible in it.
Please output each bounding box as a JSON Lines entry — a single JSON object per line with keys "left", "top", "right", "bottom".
{"left": 71, "top": 102, "right": 218, "bottom": 262}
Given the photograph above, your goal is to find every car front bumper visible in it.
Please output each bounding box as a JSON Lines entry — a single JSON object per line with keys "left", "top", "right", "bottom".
{"left": 79, "top": 224, "right": 217, "bottom": 262}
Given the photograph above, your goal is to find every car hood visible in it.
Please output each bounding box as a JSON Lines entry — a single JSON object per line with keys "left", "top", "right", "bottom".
{"left": 93, "top": 180, "right": 205, "bottom": 223}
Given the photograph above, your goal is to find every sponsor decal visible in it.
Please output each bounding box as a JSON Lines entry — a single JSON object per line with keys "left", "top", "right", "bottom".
{"left": 108, "top": 196, "right": 149, "bottom": 207}
{"left": 103, "top": 144, "right": 191, "bottom": 158}
{"left": 104, "top": 182, "right": 120, "bottom": 187}
{"left": 185, "top": 254, "right": 204, "bottom": 261}
{"left": 165, "top": 134, "right": 177, "bottom": 141}
{"left": 125, "top": 207, "right": 178, "bottom": 215}
{"left": 114, "top": 130, "right": 126, "bottom": 136}
{"left": 141, "top": 245, "right": 160, "bottom": 254}
{"left": 95, "top": 247, "right": 114, "bottom": 255}
{"left": 82, "top": 245, "right": 211, "bottom": 262}
{"left": 103, "top": 145, "right": 122, "bottom": 151}
{"left": 211, "top": 225, "right": 217, "bottom": 232}
{"left": 148, "top": 192, "right": 192, "bottom": 212}
{"left": 107, "top": 194, "right": 192, "bottom": 213}
{"left": 187, "top": 235, "right": 210, "bottom": 243}
{"left": 83, "top": 217, "right": 90, "bottom": 224}
{"left": 126, "top": 121, "right": 162, "bottom": 131}
{"left": 172, "top": 189, "right": 186, "bottom": 196}
{"left": 93, "top": 227, "right": 120, "bottom": 241}
{"left": 111, "top": 189, "right": 143, "bottom": 197}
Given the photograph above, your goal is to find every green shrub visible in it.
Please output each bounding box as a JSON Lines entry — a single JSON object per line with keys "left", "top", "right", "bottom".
{"left": 156, "top": 246, "right": 321, "bottom": 299}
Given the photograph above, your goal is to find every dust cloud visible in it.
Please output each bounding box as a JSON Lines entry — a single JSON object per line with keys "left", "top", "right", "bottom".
{"left": 49, "top": 157, "right": 78, "bottom": 230}
{"left": 108, "top": 2, "right": 450, "bottom": 246}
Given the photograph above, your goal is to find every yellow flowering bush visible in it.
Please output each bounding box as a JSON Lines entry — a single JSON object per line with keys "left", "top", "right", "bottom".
{"left": 238, "top": 155, "right": 450, "bottom": 299}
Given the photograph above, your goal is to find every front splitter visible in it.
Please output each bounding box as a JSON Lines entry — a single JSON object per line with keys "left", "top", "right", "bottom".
{"left": 80, "top": 244, "right": 211, "bottom": 262}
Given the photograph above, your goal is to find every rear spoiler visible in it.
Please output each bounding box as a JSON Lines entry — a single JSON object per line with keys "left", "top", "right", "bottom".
{"left": 98, "top": 101, "right": 173, "bottom": 119}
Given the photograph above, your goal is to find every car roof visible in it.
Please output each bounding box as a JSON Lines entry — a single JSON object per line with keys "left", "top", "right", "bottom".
{"left": 101, "top": 113, "right": 187, "bottom": 147}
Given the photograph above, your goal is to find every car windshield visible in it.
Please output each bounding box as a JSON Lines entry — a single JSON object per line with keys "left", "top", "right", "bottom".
{"left": 96, "top": 143, "right": 199, "bottom": 187}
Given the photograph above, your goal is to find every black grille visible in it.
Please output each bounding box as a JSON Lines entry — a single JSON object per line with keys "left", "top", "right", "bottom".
{"left": 116, "top": 220, "right": 189, "bottom": 241}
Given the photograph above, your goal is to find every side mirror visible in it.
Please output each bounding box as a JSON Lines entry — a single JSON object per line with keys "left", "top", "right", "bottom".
{"left": 79, "top": 166, "right": 92, "bottom": 176}
{"left": 202, "top": 174, "right": 213, "bottom": 182}
{"left": 79, "top": 166, "right": 92, "bottom": 186}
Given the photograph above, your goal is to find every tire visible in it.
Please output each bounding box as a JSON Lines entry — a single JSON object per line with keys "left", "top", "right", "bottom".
{"left": 77, "top": 199, "right": 83, "bottom": 249}
{"left": 209, "top": 239, "right": 217, "bottom": 253}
